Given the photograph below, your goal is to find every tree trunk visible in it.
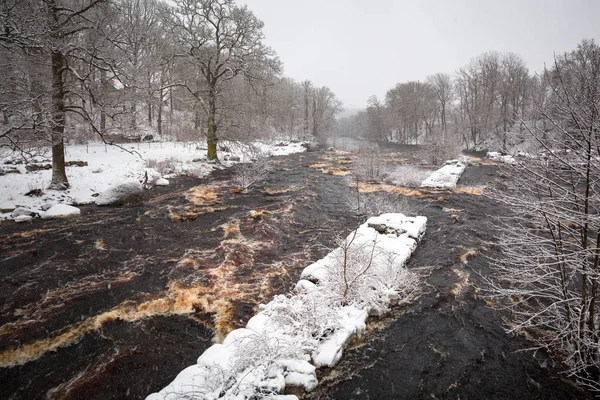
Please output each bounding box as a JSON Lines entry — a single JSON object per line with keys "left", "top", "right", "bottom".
{"left": 194, "top": 106, "right": 201, "bottom": 129}
{"left": 131, "top": 102, "right": 137, "bottom": 130}
{"left": 311, "top": 96, "right": 318, "bottom": 138}
{"left": 303, "top": 84, "right": 309, "bottom": 140}
{"left": 49, "top": 50, "right": 69, "bottom": 190}
{"left": 100, "top": 69, "right": 106, "bottom": 133}
{"left": 207, "top": 84, "right": 218, "bottom": 161}
{"left": 157, "top": 88, "right": 163, "bottom": 137}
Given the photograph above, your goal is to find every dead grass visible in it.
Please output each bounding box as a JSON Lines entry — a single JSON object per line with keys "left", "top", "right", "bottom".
{"left": 450, "top": 268, "right": 470, "bottom": 297}
{"left": 261, "top": 186, "right": 301, "bottom": 195}
{"left": 5, "top": 229, "right": 51, "bottom": 240}
{"left": 354, "top": 183, "right": 426, "bottom": 196}
{"left": 459, "top": 248, "right": 478, "bottom": 264}
{"left": 168, "top": 205, "right": 227, "bottom": 222}
{"left": 222, "top": 220, "right": 241, "bottom": 239}
{"left": 443, "top": 207, "right": 463, "bottom": 213}
{"left": 453, "top": 186, "right": 487, "bottom": 195}
{"left": 248, "top": 209, "right": 271, "bottom": 218}
{"left": 322, "top": 168, "right": 352, "bottom": 176}
{"left": 309, "top": 163, "right": 327, "bottom": 169}
{"left": 310, "top": 160, "right": 353, "bottom": 177}
{"left": 185, "top": 185, "right": 222, "bottom": 206}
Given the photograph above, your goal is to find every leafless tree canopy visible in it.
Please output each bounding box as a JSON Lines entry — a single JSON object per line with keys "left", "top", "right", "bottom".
{"left": 486, "top": 39, "right": 600, "bottom": 391}
{"left": 0, "top": 0, "right": 343, "bottom": 188}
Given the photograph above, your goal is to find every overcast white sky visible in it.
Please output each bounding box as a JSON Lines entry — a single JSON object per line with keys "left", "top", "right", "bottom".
{"left": 241, "top": 0, "right": 600, "bottom": 109}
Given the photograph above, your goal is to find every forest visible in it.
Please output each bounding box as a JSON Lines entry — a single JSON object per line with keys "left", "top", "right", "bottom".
{"left": 0, "top": 0, "right": 342, "bottom": 189}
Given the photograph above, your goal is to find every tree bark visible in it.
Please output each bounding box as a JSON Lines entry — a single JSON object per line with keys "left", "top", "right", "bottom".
{"left": 207, "top": 84, "right": 218, "bottom": 161}
{"left": 100, "top": 69, "right": 106, "bottom": 133}
{"left": 49, "top": 49, "right": 69, "bottom": 189}
{"left": 157, "top": 88, "right": 163, "bottom": 137}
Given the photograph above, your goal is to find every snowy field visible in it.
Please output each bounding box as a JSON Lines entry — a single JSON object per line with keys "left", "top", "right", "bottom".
{"left": 0, "top": 141, "right": 306, "bottom": 221}
{"left": 148, "top": 213, "right": 426, "bottom": 399}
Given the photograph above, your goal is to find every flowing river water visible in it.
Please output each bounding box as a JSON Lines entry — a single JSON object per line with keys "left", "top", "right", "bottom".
{"left": 0, "top": 145, "right": 590, "bottom": 399}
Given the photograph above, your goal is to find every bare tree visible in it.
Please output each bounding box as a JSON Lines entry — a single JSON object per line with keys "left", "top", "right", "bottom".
{"left": 427, "top": 73, "right": 453, "bottom": 140}
{"left": 311, "top": 85, "right": 342, "bottom": 141}
{"left": 0, "top": 0, "right": 111, "bottom": 189}
{"left": 366, "top": 95, "right": 387, "bottom": 141}
{"left": 487, "top": 39, "right": 600, "bottom": 391}
{"left": 302, "top": 79, "right": 312, "bottom": 140}
{"left": 231, "top": 159, "right": 270, "bottom": 192}
{"left": 167, "top": 0, "right": 280, "bottom": 160}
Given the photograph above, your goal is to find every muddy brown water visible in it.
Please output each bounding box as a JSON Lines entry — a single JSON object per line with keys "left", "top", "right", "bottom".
{"left": 0, "top": 148, "right": 590, "bottom": 399}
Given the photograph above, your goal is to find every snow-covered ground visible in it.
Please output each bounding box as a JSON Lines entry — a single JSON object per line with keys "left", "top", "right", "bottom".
{"left": 486, "top": 151, "right": 517, "bottom": 164}
{"left": 147, "top": 213, "right": 426, "bottom": 400}
{"left": 421, "top": 159, "right": 467, "bottom": 189}
{"left": 0, "top": 141, "right": 306, "bottom": 221}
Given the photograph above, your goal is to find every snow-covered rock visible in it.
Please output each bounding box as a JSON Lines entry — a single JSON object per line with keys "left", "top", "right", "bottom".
{"left": 41, "top": 204, "right": 81, "bottom": 219}
{"left": 197, "top": 344, "right": 233, "bottom": 369}
{"left": 222, "top": 328, "right": 256, "bottom": 347}
{"left": 144, "top": 168, "right": 162, "bottom": 184}
{"left": 246, "top": 313, "right": 270, "bottom": 334}
{"left": 295, "top": 279, "right": 317, "bottom": 292}
{"left": 40, "top": 202, "right": 55, "bottom": 211}
{"left": 155, "top": 178, "right": 169, "bottom": 186}
{"left": 421, "top": 160, "right": 466, "bottom": 189}
{"left": 312, "top": 306, "right": 368, "bottom": 367}
{"left": 11, "top": 207, "right": 36, "bottom": 218}
{"left": 487, "top": 151, "right": 517, "bottom": 164}
{"left": 95, "top": 179, "right": 143, "bottom": 206}
{"left": 14, "top": 215, "right": 33, "bottom": 223}
{"left": 0, "top": 202, "right": 15, "bottom": 213}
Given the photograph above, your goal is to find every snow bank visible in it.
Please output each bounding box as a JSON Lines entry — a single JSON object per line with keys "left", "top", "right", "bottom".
{"left": 147, "top": 213, "right": 426, "bottom": 400}
{"left": 421, "top": 160, "right": 466, "bottom": 189}
{"left": 41, "top": 204, "right": 80, "bottom": 219}
{"left": 0, "top": 141, "right": 306, "bottom": 221}
{"left": 486, "top": 151, "right": 516, "bottom": 164}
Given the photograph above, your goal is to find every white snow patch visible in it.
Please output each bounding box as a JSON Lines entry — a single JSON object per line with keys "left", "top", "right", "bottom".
{"left": 421, "top": 160, "right": 466, "bottom": 189}
{"left": 155, "top": 178, "right": 169, "bottom": 186}
{"left": 14, "top": 215, "right": 33, "bottom": 223}
{"left": 487, "top": 151, "right": 517, "bottom": 164}
{"left": 41, "top": 204, "right": 80, "bottom": 219}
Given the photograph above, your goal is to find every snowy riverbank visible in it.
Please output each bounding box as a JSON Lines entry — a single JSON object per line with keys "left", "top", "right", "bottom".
{"left": 0, "top": 141, "right": 306, "bottom": 220}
